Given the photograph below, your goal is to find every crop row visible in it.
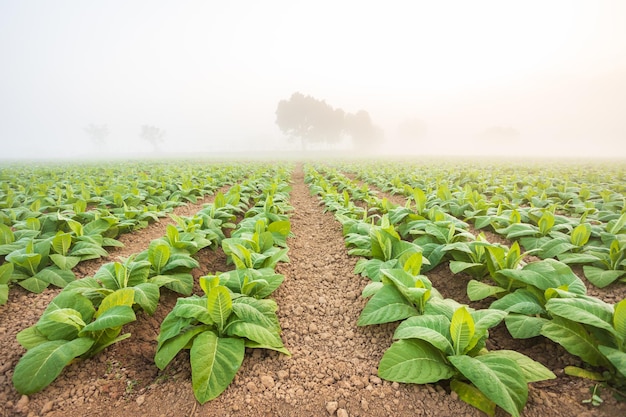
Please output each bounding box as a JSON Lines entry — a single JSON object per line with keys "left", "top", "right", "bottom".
{"left": 10, "top": 164, "right": 293, "bottom": 402}
{"left": 0, "top": 162, "right": 263, "bottom": 305}
{"left": 339, "top": 161, "right": 626, "bottom": 288}
{"left": 305, "top": 163, "right": 626, "bottom": 417}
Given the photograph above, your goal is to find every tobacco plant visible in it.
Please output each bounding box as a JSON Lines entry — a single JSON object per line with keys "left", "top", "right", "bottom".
{"left": 154, "top": 279, "right": 289, "bottom": 403}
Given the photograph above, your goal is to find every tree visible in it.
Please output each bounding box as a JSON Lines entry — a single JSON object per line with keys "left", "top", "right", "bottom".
{"left": 345, "top": 110, "right": 384, "bottom": 148}
{"left": 84, "top": 123, "right": 109, "bottom": 147}
{"left": 140, "top": 125, "right": 165, "bottom": 151}
{"left": 276, "top": 92, "right": 384, "bottom": 151}
{"left": 275, "top": 92, "right": 345, "bottom": 150}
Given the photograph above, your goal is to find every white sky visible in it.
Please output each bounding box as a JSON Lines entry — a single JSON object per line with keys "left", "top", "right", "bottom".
{"left": 1, "top": 0, "right": 625, "bottom": 159}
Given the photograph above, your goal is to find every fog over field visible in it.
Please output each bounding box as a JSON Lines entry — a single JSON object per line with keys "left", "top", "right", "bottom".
{"left": 1, "top": 1, "right": 625, "bottom": 160}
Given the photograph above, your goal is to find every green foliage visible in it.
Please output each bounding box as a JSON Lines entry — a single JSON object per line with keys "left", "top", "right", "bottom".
{"left": 154, "top": 283, "right": 289, "bottom": 403}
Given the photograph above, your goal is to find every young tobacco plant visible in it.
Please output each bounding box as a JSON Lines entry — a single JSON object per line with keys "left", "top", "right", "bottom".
{"left": 154, "top": 278, "right": 289, "bottom": 404}
{"left": 378, "top": 304, "right": 555, "bottom": 417}
{"left": 13, "top": 288, "right": 137, "bottom": 394}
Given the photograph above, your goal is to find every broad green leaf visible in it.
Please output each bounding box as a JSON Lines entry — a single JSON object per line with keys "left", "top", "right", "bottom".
{"left": 51, "top": 232, "right": 72, "bottom": 256}
{"left": 545, "top": 297, "right": 616, "bottom": 336}
{"left": 37, "top": 308, "right": 86, "bottom": 340}
{"left": 172, "top": 297, "right": 213, "bottom": 324}
{"left": 490, "top": 290, "right": 545, "bottom": 315}
{"left": 155, "top": 326, "right": 207, "bottom": 370}
{"left": 133, "top": 282, "right": 160, "bottom": 315}
{"left": 378, "top": 339, "right": 454, "bottom": 384}
{"left": 163, "top": 272, "right": 194, "bottom": 296}
{"left": 12, "top": 338, "right": 95, "bottom": 394}
{"left": 17, "top": 276, "right": 49, "bottom": 293}
{"left": 49, "top": 254, "right": 81, "bottom": 271}
{"left": 449, "top": 354, "right": 527, "bottom": 417}
{"left": 81, "top": 305, "right": 136, "bottom": 333}
{"left": 504, "top": 315, "right": 548, "bottom": 339}
{"left": 190, "top": 331, "right": 245, "bottom": 404}
{"left": 541, "top": 316, "right": 609, "bottom": 367}
{"left": 226, "top": 319, "right": 283, "bottom": 348}
{"left": 207, "top": 286, "right": 232, "bottom": 331}
{"left": 393, "top": 315, "right": 454, "bottom": 355}
{"left": 451, "top": 306, "right": 474, "bottom": 355}
{"left": 583, "top": 266, "right": 625, "bottom": 288}
{"left": 467, "top": 280, "right": 506, "bottom": 302}
{"left": 36, "top": 266, "right": 75, "bottom": 288}
{"left": 0, "top": 262, "right": 13, "bottom": 285}
{"left": 16, "top": 326, "right": 48, "bottom": 349}
{"left": 450, "top": 379, "right": 496, "bottom": 417}
{"left": 0, "top": 283, "right": 7, "bottom": 305}
{"left": 482, "top": 350, "right": 555, "bottom": 383}
{"left": 571, "top": 223, "right": 591, "bottom": 247}
{"left": 497, "top": 259, "right": 586, "bottom": 293}
{"left": 613, "top": 299, "right": 626, "bottom": 341}
{"left": 598, "top": 345, "right": 626, "bottom": 377}
{"left": 148, "top": 242, "right": 170, "bottom": 273}
{"left": 95, "top": 288, "right": 135, "bottom": 318}
{"left": 357, "top": 284, "right": 418, "bottom": 326}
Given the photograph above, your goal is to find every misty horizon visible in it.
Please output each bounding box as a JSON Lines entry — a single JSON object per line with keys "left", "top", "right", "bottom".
{"left": 1, "top": 1, "right": 625, "bottom": 160}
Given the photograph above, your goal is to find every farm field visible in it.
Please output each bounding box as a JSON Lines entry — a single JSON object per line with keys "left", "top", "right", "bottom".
{"left": 1, "top": 158, "right": 626, "bottom": 417}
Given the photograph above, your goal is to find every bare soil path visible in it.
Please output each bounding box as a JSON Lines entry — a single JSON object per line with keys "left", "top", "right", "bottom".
{"left": 1, "top": 165, "right": 625, "bottom": 417}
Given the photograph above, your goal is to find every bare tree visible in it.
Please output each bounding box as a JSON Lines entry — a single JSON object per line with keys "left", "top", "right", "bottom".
{"left": 84, "top": 123, "right": 110, "bottom": 147}
{"left": 140, "top": 125, "right": 165, "bottom": 151}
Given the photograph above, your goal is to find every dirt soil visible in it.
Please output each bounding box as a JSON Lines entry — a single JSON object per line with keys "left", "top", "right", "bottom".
{"left": 1, "top": 165, "right": 626, "bottom": 417}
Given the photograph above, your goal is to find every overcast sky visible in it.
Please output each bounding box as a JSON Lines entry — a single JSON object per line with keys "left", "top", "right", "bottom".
{"left": 1, "top": 1, "right": 625, "bottom": 159}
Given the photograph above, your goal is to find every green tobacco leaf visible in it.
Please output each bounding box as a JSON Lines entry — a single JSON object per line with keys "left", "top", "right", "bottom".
{"left": 17, "top": 276, "right": 49, "bottom": 293}
{"left": 12, "top": 338, "right": 95, "bottom": 394}
{"left": 545, "top": 297, "right": 615, "bottom": 336}
{"left": 190, "top": 331, "right": 245, "bottom": 404}
{"left": 614, "top": 299, "right": 626, "bottom": 341}
{"left": 96, "top": 288, "right": 135, "bottom": 318}
{"left": 81, "top": 305, "right": 136, "bottom": 333}
{"left": 51, "top": 232, "right": 72, "bottom": 256}
{"left": 393, "top": 315, "right": 453, "bottom": 355}
{"left": 163, "top": 272, "right": 194, "bottom": 296}
{"left": 357, "top": 284, "right": 418, "bottom": 326}
{"left": 155, "top": 326, "right": 207, "bottom": 370}
{"left": 498, "top": 259, "right": 586, "bottom": 294}
{"left": 583, "top": 266, "right": 625, "bottom": 288}
{"left": 207, "top": 286, "right": 232, "bottom": 332}
{"left": 449, "top": 354, "right": 527, "bottom": 417}
{"left": 378, "top": 339, "right": 454, "bottom": 384}
{"left": 0, "top": 262, "right": 13, "bottom": 284}
{"left": 132, "top": 282, "right": 160, "bottom": 315}
{"left": 36, "top": 267, "right": 75, "bottom": 288}
{"left": 467, "top": 280, "right": 506, "bottom": 302}
{"left": 541, "top": 316, "right": 608, "bottom": 367}
{"left": 148, "top": 242, "right": 170, "bottom": 273}
{"left": 598, "top": 345, "right": 626, "bottom": 377}
{"left": 50, "top": 254, "right": 81, "bottom": 271}
{"left": 450, "top": 379, "right": 496, "bottom": 417}
{"left": 0, "top": 283, "right": 8, "bottom": 306}
{"left": 16, "top": 326, "right": 48, "bottom": 349}
{"left": 37, "top": 308, "right": 85, "bottom": 340}
{"left": 172, "top": 297, "right": 213, "bottom": 324}
{"left": 504, "top": 315, "right": 548, "bottom": 339}
{"left": 451, "top": 306, "right": 474, "bottom": 355}
{"left": 490, "top": 290, "right": 545, "bottom": 315}
{"left": 482, "top": 350, "right": 555, "bottom": 383}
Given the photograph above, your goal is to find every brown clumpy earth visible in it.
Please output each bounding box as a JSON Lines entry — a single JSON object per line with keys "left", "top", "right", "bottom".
{"left": 1, "top": 165, "right": 626, "bottom": 417}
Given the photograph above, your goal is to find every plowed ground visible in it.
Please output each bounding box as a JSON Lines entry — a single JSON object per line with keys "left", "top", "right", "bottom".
{"left": 1, "top": 165, "right": 625, "bottom": 417}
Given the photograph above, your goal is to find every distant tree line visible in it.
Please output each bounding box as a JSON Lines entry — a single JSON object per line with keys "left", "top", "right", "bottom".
{"left": 275, "top": 92, "right": 383, "bottom": 150}
{"left": 83, "top": 124, "right": 166, "bottom": 152}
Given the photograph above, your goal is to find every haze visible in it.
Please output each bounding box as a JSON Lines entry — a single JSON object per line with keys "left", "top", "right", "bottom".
{"left": 1, "top": 1, "right": 625, "bottom": 160}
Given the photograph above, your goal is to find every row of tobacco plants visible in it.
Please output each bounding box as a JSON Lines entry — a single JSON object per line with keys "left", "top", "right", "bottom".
{"left": 8, "top": 163, "right": 293, "bottom": 405}
{"left": 306, "top": 162, "right": 626, "bottom": 417}
{"left": 0, "top": 162, "right": 255, "bottom": 305}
